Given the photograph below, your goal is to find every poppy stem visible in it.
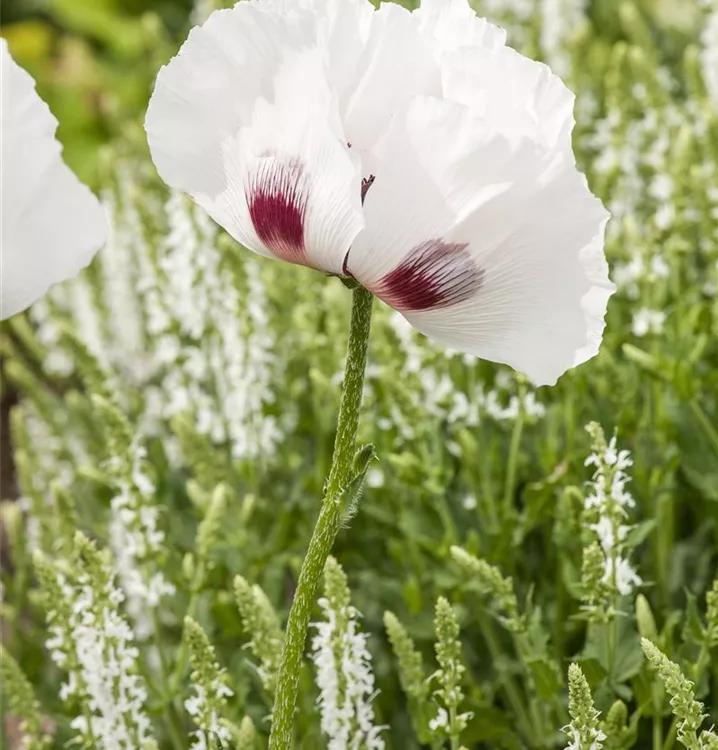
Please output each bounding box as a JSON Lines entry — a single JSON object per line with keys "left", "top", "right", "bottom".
{"left": 269, "top": 283, "right": 374, "bottom": 749}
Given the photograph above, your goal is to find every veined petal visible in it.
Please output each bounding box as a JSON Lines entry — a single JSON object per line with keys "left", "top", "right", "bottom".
{"left": 442, "top": 45, "right": 575, "bottom": 150}
{"left": 146, "top": 0, "right": 375, "bottom": 200}
{"left": 347, "top": 96, "right": 614, "bottom": 386}
{"left": 200, "top": 50, "right": 364, "bottom": 275}
{"left": 146, "top": 1, "right": 317, "bottom": 198}
{"left": 343, "top": 2, "right": 439, "bottom": 162}
{"left": 413, "top": 0, "right": 507, "bottom": 58}
{"left": 270, "top": 0, "right": 375, "bottom": 105}
{"left": 1, "top": 40, "right": 107, "bottom": 320}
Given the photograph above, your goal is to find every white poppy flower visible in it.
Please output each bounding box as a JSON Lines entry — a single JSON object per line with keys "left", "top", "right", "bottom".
{"left": 145, "top": 0, "right": 615, "bottom": 385}
{"left": 1, "top": 40, "right": 107, "bottom": 320}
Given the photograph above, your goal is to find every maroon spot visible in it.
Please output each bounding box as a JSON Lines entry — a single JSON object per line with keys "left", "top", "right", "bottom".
{"left": 372, "top": 239, "right": 483, "bottom": 312}
{"left": 247, "top": 157, "right": 308, "bottom": 265}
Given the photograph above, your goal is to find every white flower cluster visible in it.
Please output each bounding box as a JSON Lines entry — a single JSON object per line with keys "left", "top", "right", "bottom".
{"left": 109, "top": 441, "right": 175, "bottom": 640}
{"left": 382, "top": 312, "right": 545, "bottom": 442}
{"left": 32, "top": 173, "right": 152, "bottom": 385}
{"left": 99, "top": 188, "right": 148, "bottom": 380}
{"left": 564, "top": 723, "right": 606, "bottom": 750}
{"left": 612, "top": 256, "right": 669, "bottom": 301}
{"left": 185, "top": 681, "right": 233, "bottom": 750}
{"left": 475, "top": 377, "right": 546, "bottom": 424}
{"left": 538, "top": 0, "right": 587, "bottom": 78}
{"left": 584, "top": 430, "right": 642, "bottom": 597}
{"left": 28, "top": 292, "right": 74, "bottom": 377}
{"left": 26, "top": 171, "right": 283, "bottom": 467}
{"left": 631, "top": 308, "right": 667, "bottom": 338}
{"left": 311, "top": 599, "right": 385, "bottom": 750}
{"left": 15, "top": 407, "right": 78, "bottom": 552}
{"left": 158, "top": 191, "right": 281, "bottom": 462}
{"left": 429, "top": 706, "right": 449, "bottom": 732}
{"left": 584, "top": 56, "right": 718, "bottom": 300}
{"left": 46, "top": 569, "right": 153, "bottom": 748}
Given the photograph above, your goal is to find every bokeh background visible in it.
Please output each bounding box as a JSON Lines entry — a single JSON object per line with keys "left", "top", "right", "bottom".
{"left": 0, "top": 0, "right": 708, "bottom": 183}
{"left": 1, "top": 0, "right": 196, "bottom": 181}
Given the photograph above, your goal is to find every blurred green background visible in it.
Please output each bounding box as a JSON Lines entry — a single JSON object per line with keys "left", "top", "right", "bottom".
{"left": 1, "top": 0, "right": 197, "bottom": 181}
{"left": 1, "top": 0, "right": 706, "bottom": 188}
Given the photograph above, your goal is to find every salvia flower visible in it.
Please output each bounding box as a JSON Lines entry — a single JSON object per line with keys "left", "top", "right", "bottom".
{"left": 35, "top": 535, "right": 154, "bottom": 749}
{"left": 383, "top": 611, "right": 432, "bottom": 743}
{"left": 0, "top": 646, "right": 51, "bottom": 749}
{"left": 432, "top": 597, "right": 472, "bottom": 742}
{"left": 310, "top": 556, "right": 385, "bottom": 750}
{"left": 450, "top": 546, "right": 525, "bottom": 633}
{"left": 632, "top": 308, "right": 666, "bottom": 337}
{"left": 1, "top": 40, "right": 107, "bottom": 320}
{"left": 145, "top": 0, "right": 614, "bottom": 385}
{"left": 581, "top": 423, "right": 642, "bottom": 615}
{"left": 234, "top": 575, "right": 285, "bottom": 693}
{"left": 563, "top": 663, "right": 606, "bottom": 750}
{"left": 93, "top": 396, "right": 175, "bottom": 640}
{"left": 641, "top": 639, "right": 708, "bottom": 749}
{"left": 601, "top": 700, "right": 630, "bottom": 749}
{"left": 184, "top": 617, "right": 234, "bottom": 750}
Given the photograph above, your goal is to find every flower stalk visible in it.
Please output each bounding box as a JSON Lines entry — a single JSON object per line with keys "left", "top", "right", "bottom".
{"left": 269, "top": 284, "right": 374, "bottom": 749}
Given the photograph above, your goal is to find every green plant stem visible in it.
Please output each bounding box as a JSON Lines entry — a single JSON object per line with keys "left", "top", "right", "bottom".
{"left": 149, "top": 610, "right": 185, "bottom": 750}
{"left": 653, "top": 712, "right": 664, "bottom": 750}
{"left": 268, "top": 284, "right": 374, "bottom": 750}
{"left": 476, "top": 613, "right": 535, "bottom": 741}
{"left": 169, "top": 561, "right": 205, "bottom": 695}
{"left": 164, "top": 704, "right": 187, "bottom": 750}
{"left": 690, "top": 399, "right": 718, "bottom": 458}
{"left": 514, "top": 632, "right": 553, "bottom": 737}
{"left": 503, "top": 388, "right": 526, "bottom": 518}
{"left": 449, "top": 706, "right": 460, "bottom": 750}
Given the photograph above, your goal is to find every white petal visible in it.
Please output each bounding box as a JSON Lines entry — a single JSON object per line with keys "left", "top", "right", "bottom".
{"left": 270, "top": 0, "right": 375, "bottom": 105}
{"left": 199, "top": 50, "right": 364, "bottom": 275}
{"left": 146, "top": 0, "right": 375, "bottom": 199}
{"left": 442, "top": 44, "right": 575, "bottom": 151}
{"left": 145, "top": 1, "right": 318, "bottom": 198}
{"left": 1, "top": 40, "right": 107, "bottom": 320}
{"left": 413, "top": 0, "right": 507, "bottom": 58}
{"left": 347, "top": 96, "right": 614, "bottom": 386}
{"left": 343, "top": 2, "right": 439, "bottom": 163}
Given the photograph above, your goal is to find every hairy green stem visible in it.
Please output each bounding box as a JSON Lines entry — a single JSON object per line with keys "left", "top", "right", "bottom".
{"left": 269, "top": 285, "right": 374, "bottom": 749}
{"left": 690, "top": 399, "right": 718, "bottom": 459}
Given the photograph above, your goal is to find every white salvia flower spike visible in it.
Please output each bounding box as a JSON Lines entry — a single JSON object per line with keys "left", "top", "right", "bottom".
{"left": 310, "top": 557, "right": 385, "bottom": 750}
{"left": 1, "top": 39, "right": 107, "bottom": 319}
{"left": 145, "top": 0, "right": 615, "bottom": 386}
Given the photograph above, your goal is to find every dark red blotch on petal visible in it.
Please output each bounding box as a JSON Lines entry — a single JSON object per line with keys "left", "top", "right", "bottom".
{"left": 247, "top": 157, "right": 308, "bottom": 265}
{"left": 374, "top": 239, "right": 484, "bottom": 312}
